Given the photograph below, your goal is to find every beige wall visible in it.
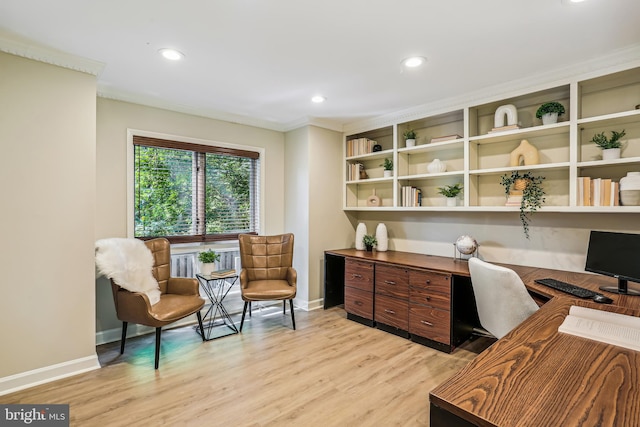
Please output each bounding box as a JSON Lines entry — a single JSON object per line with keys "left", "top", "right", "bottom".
{"left": 0, "top": 52, "right": 97, "bottom": 378}
{"left": 95, "top": 98, "right": 286, "bottom": 332}
{"left": 354, "top": 211, "right": 640, "bottom": 272}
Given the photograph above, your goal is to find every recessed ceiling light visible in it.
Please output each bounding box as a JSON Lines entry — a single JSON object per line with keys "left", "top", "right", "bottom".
{"left": 562, "top": 0, "right": 586, "bottom": 4}
{"left": 402, "top": 56, "right": 427, "bottom": 68}
{"left": 158, "top": 48, "right": 184, "bottom": 61}
{"left": 311, "top": 95, "right": 326, "bottom": 103}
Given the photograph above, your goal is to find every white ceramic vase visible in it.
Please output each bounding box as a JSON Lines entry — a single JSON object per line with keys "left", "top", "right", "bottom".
{"left": 620, "top": 172, "right": 640, "bottom": 206}
{"left": 602, "top": 148, "right": 621, "bottom": 160}
{"left": 375, "top": 223, "right": 388, "bottom": 252}
{"left": 446, "top": 197, "right": 457, "bottom": 207}
{"left": 541, "top": 112, "right": 558, "bottom": 125}
{"left": 383, "top": 170, "right": 392, "bottom": 178}
{"left": 355, "top": 223, "right": 367, "bottom": 250}
{"left": 199, "top": 262, "right": 216, "bottom": 275}
{"left": 427, "top": 158, "right": 447, "bottom": 173}
{"left": 405, "top": 139, "right": 416, "bottom": 148}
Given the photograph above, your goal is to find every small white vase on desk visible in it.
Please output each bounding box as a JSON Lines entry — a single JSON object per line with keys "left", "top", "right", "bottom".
{"left": 355, "top": 223, "right": 367, "bottom": 250}
{"left": 375, "top": 223, "right": 388, "bottom": 252}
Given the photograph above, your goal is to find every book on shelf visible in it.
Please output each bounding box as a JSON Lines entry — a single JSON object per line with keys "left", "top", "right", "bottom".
{"left": 346, "top": 137, "right": 377, "bottom": 157}
{"left": 580, "top": 177, "right": 619, "bottom": 207}
{"left": 430, "top": 134, "right": 462, "bottom": 144}
{"left": 488, "top": 124, "right": 520, "bottom": 134}
{"left": 401, "top": 185, "right": 422, "bottom": 207}
{"left": 505, "top": 191, "right": 523, "bottom": 207}
{"left": 206, "top": 269, "right": 237, "bottom": 278}
{"left": 558, "top": 305, "right": 640, "bottom": 352}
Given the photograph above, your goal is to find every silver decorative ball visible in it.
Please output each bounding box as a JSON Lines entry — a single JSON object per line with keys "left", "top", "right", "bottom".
{"left": 455, "top": 235, "right": 478, "bottom": 255}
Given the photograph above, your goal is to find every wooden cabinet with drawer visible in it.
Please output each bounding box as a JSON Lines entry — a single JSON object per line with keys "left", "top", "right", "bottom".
{"left": 344, "top": 258, "right": 375, "bottom": 325}
{"left": 374, "top": 264, "right": 409, "bottom": 336}
{"left": 409, "top": 269, "right": 454, "bottom": 352}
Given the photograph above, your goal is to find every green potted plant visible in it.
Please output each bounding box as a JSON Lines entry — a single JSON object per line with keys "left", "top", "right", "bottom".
{"left": 403, "top": 128, "right": 417, "bottom": 147}
{"left": 590, "top": 129, "right": 626, "bottom": 160}
{"left": 500, "top": 171, "right": 546, "bottom": 239}
{"left": 198, "top": 249, "right": 221, "bottom": 275}
{"left": 536, "top": 101, "right": 565, "bottom": 125}
{"left": 362, "top": 234, "right": 377, "bottom": 252}
{"left": 437, "top": 183, "right": 463, "bottom": 207}
{"left": 380, "top": 158, "right": 393, "bottom": 177}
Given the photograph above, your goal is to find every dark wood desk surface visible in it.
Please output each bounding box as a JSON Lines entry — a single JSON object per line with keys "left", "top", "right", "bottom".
{"left": 326, "top": 249, "right": 640, "bottom": 426}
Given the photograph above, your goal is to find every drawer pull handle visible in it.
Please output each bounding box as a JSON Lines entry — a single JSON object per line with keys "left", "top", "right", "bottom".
{"left": 384, "top": 280, "right": 396, "bottom": 285}
{"left": 424, "top": 296, "right": 431, "bottom": 301}
{"left": 355, "top": 301, "right": 363, "bottom": 306}
{"left": 425, "top": 279, "right": 431, "bottom": 284}
{"left": 421, "top": 320, "right": 434, "bottom": 327}
{"left": 384, "top": 309, "right": 396, "bottom": 315}
{"left": 352, "top": 274, "right": 362, "bottom": 279}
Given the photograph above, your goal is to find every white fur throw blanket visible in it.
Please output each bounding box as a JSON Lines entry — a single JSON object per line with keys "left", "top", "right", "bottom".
{"left": 95, "top": 238, "right": 161, "bottom": 305}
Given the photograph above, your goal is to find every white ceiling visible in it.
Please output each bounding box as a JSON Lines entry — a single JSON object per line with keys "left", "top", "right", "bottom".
{"left": 1, "top": 0, "right": 639, "bottom": 132}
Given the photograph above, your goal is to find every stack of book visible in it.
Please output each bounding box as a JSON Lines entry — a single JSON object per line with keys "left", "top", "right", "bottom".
{"left": 347, "top": 163, "right": 364, "bottom": 181}
{"left": 401, "top": 186, "right": 422, "bottom": 207}
{"left": 430, "top": 134, "right": 462, "bottom": 144}
{"left": 577, "top": 177, "right": 619, "bottom": 206}
{"left": 206, "top": 269, "right": 237, "bottom": 278}
{"left": 346, "top": 138, "right": 377, "bottom": 157}
{"left": 505, "top": 191, "right": 523, "bottom": 207}
{"left": 488, "top": 124, "right": 520, "bottom": 134}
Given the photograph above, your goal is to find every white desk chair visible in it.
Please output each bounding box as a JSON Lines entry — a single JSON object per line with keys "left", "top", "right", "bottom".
{"left": 468, "top": 257, "right": 539, "bottom": 339}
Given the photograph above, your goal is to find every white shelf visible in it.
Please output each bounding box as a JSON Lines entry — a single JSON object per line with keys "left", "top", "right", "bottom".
{"left": 343, "top": 65, "right": 640, "bottom": 211}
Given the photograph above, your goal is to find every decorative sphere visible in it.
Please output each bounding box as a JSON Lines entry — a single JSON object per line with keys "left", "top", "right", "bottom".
{"left": 455, "top": 235, "right": 478, "bottom": 255}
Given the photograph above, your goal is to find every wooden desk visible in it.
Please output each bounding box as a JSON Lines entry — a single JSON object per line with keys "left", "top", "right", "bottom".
{"left": 430, "top": 297, "right": 640, "bottom": 426}
{"left": 325, "top": 249, "right": 640, "bottom": 426}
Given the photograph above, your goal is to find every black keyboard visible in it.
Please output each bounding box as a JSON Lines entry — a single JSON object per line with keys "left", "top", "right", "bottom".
{"left": 535, "top": 278, "right": 598, "bottom": 298}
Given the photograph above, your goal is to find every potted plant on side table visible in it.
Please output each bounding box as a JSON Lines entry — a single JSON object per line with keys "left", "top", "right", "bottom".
{"left": 198, "top": 249, "right": 221, "bottom": 275}
{"left": 536, "top": 101, "right": 565, "bottom": 125}
{"left": 591, "top": 129, "right": 626, "bottom": 160}
{"left": 437, "top": 183, "right": 463, "bottom": 207}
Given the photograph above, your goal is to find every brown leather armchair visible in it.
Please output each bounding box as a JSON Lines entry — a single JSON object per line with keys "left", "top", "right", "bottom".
{"left": 110, "top": 238, "right": 205, "bottom": 369}
{"left": 238, "top": 233, "right": 297, "bottom": 331}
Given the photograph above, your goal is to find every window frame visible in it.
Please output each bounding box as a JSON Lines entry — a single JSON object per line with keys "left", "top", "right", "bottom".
{"left": 127, "top": 130, "right": 264, "bottom": 243}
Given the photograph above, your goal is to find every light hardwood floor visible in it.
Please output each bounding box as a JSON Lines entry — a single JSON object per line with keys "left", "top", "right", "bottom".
{"left": 4, "top": 307, "right": 490, "bottom": 426}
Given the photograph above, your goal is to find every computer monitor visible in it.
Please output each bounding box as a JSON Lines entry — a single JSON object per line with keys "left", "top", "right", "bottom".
{"left": 585, "top": 230, "right": 640, "bottom": 296}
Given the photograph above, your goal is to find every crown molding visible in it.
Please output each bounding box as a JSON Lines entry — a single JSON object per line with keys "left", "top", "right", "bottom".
{"left": 343, "top": 44, "right": 640, "bottom": 135}
{"left": 0, "top": 32, "right": 104, "bottom": 76}
{"left": 97, "top": 85, "right": 289, "bottom": 132}
{"left": 282, "top": 116, "right": 344, "bottom": 133}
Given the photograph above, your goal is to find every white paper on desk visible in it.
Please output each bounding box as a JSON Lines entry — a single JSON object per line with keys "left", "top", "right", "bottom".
{"left": 559, "top": 306, "right": 640, "bottom": 352}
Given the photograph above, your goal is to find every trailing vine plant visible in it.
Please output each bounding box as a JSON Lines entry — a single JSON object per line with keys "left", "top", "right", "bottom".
{"left": 500, "top": 171, "right": 546, "bottom": 239}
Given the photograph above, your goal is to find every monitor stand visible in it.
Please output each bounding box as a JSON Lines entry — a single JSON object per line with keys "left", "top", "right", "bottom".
{"left": 599, "top": 278, "right": 640, "bottom": 296}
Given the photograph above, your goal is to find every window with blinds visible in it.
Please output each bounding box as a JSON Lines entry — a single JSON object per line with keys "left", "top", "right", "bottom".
{"left": 133, "top": 135, "right": 260, "bottom": 243}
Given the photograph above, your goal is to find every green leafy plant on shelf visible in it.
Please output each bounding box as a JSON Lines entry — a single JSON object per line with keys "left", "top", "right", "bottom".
{"left": 535, "top": 101, "right": 565, "bottom": 119}
{"left": 380, "top": 158, "right": 393, "bottom": 170}
{"left": 198, "top": 249, "right": 221, "bottom": 264}
{"left": 402, "top": 128, "right": 417, "bottom": 140}
{"left": 590, "top": 129, "right": 626, "bottom": 149}
{"left": 437, "top": 183, "right": 463, "bottom": 197}
{"left": 362, "top": 234, "right": 377, "bottom": 250}
{"left": 500, "top": 171, "right": 546, "bottom": 239}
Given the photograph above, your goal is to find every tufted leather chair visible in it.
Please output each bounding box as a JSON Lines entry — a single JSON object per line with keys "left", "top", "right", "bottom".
{"left": 110, "top": 238, "right": 205, "bottom": 369}
{"left": 238, "top": 233, "right": 297, "bottom": 331}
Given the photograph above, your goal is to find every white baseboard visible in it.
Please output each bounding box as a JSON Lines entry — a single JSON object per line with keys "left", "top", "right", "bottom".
{"left": 0, "top": 355, "right": 100, "bottom": 397}
{"left": 294, "top": 298, "right": 324, "bottom": 311}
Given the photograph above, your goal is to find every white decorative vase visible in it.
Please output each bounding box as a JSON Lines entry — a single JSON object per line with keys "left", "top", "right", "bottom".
{"left": 446, "top": 197, "right": 457, "bottom": 207}
{"left": 602, "top": 148, "right": 621, "bottom": 160}
{"left": 405, "top": 139, "right": 416, "bottom": 148}
{"left": 383, "top": 170, "right": 392, "bottom": 178}
{"left": 620, "top": 172, "right": 640, "bottom": 206}
{"left": 375, "top": 223, "right": 388, "bottom": 252}
{"left": 541, "top": 113, "right": 558, "bottom": 125}
{"left": 355, "top": 223, "right": 367, "bottom": 250}
{"left": 427, "top": 158, "right": 447, "bottom": 173}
